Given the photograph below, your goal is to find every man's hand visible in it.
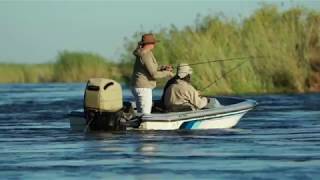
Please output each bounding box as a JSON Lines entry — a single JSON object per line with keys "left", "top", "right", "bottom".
{"left": 197, "top": 90, "right": 202, "bottom": 96}
{"left": 165, "top": 65, "right": 173, "bottom": 72}
{"left": 168, "top": 71, "right": 175, "bottom": 77}
{"left": 160, "top": 65, "right": 173, "bottom": 72}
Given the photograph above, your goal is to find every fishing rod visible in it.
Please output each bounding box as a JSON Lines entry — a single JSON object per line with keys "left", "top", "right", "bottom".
{"left": 200, "top": 59, "right": 250, "bottom": 92}
{"left": 161, "top": 55, "right": 265, "bottom": 91}
{"left": 177, "top": 56, "right": 265, "bottom": 67}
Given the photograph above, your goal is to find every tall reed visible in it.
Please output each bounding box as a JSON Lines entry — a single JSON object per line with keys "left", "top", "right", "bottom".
{"left": 122, "top": 5, "right": 320, "bottom": 94}
{"left": 0, "top": 63, "right": 54, "bottom": 83}
{"left": 53, "top": 51, "right": 119, "bottom": 82}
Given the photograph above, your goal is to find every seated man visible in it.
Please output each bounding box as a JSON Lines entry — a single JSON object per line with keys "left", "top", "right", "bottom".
{"left": 162, "top": 64, "right": 209, "bottom": 112}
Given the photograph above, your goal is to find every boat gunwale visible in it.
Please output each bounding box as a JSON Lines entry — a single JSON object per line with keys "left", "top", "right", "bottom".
{"left": 142, "top": 108, "right": 252, "bottom": 123}
{"left": 141, "top": 97, "right": 257, "bottom": 122}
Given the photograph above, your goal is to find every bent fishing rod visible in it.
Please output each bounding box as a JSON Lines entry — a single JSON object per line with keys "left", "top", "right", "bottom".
{"left": 200, "top": 59, "right": 251, "bottom": 92}
{"left": 162, "top": 55, "right": 265, "bottom": 91}
{"left": 174, "top": 55, "right": 265, "bottom": 67}
{"left": 161, "top": 56, "right": 265, "bottom": 71}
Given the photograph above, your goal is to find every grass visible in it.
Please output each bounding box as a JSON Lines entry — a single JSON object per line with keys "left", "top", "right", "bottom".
{"left": 0, "top": 63, "right": 54, "bottom": 83}
{"left": 0, "top": 51, "right": 126, "bottom": 83}
{"left": 52, "top": 51, "right": 123, "bottom": 82}
{"left": 1, "top": 5, "right": 319, "bottom": 95}
{"left": 122, "top": 5, "right": 320, "bottom": 94}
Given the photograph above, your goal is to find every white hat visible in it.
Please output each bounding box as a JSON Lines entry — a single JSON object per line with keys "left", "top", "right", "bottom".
{"left": 177, "top": 63, "right": 192, "bottom": 78}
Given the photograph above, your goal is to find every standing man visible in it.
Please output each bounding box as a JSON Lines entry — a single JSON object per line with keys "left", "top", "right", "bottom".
{"left": 131, "top": 33, "right": 173, "bottom": 114}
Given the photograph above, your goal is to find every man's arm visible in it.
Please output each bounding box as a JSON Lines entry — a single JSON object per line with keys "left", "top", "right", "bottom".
{"left": 142, "top": 52, "right": 172, "bottom": 79}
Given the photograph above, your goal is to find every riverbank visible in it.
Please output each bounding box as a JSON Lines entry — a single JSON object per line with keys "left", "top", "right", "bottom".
{"left": 1, "top": 5, "right": 319, "bottom": 94}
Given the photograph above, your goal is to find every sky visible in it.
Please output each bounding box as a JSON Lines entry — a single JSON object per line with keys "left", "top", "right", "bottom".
{"left": 0, "top": 0, "right": 319, "bottom": 64}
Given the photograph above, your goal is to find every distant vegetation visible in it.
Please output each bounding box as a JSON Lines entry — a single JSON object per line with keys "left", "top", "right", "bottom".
{"left": 1, "top": 5, "right": 319, "bottom": 94}
{"left": 53, "top": 51, "right": 123, "bottom": 82}
{"left": 0, "top": 51, "right": 127, "bottom": 83}
{"left": 122, "top": 5, "right": 320, "bottom": 94}
{"left": 0, "top": 63, "right": 54, "bottom": 83}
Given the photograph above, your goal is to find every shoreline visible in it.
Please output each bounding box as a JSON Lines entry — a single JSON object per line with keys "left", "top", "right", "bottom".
{"left": 0, "top": 81, "right": 319, "bottom": 95}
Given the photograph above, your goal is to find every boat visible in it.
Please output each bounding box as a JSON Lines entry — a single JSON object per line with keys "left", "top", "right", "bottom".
{"left": 69, "top": 96, "right": 257, "bottom": 131}
{"left": 68, "top": 78, "right": 257, "bottom": 131}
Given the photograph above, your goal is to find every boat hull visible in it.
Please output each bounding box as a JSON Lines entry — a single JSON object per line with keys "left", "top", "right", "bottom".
{"left": 140, "top": 109, "right": 249, "bottom": 130}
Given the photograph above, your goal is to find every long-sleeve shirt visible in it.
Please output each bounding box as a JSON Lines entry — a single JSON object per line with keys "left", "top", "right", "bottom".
{"left": 164, "top": 79, "right": 208, "bottom": 111}
{"left": 131, "top": 48, "right": 171, "bottom": 89}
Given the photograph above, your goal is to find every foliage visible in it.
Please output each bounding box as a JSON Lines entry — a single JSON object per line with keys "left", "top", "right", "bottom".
{"left": 122, "top": 5, "right": 320, "bottom": 94}
{"left": 1, "top": 5, "right": 320, "bottom": 94}
{"left": 53, "top": 51, "right": 121, "bottom": 82}
{"left": 0, "top": 63, "right": 54, "bottom": 83}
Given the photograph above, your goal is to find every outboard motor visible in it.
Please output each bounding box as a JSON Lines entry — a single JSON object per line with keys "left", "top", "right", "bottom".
{"left": 84, "top": 78, "right": 126, "bottom": 131}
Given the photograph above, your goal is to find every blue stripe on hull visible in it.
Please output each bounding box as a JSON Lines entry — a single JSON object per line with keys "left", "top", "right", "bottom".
{"left": 179, "top": 120, "right": 201, "bottom": 129}
{"left": 177, "top": 110, "right": 248, "bottom": 130}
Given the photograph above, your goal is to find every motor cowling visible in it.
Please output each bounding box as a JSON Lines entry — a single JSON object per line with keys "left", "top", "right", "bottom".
{"left": 84, "top": 78, "right": 126, "bottom": 131}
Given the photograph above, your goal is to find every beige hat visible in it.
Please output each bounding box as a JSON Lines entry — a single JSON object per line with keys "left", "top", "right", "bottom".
{"left": 177, "top": 63, "right": 192, "bottom": 78}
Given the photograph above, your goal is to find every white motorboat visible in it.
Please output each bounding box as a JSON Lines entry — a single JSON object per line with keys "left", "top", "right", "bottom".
{"left": 69, "top": 96, "right": 257, "bottom": 131}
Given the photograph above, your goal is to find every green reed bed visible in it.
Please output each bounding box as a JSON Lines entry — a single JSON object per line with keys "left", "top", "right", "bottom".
{"left": 0, "top": 51, "right": 125, "bottom": 83}
{"left": 0, "top": 63, "right": 54, "bottom": 83}
{"left": 52, "top": 51, "right": 123, "bottom": 82}
{"left": 122, "top": 5, "right": 320, "bottom": 94}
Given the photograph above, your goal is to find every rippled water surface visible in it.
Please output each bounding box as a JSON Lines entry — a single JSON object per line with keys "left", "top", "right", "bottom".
{"left": 0, "top": 83, "right": 319, "bottom": 180}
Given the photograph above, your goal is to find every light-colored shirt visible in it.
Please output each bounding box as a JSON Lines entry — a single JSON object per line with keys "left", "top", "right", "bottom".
{"left": 131, "top": 48, "right": 171, "bottom": 88}
{"left": 164, "top": 79, "right": 208, "bottom": 111}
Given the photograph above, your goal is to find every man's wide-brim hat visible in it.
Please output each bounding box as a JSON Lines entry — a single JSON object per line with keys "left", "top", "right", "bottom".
{"left": 139, "top": 33, "right": 160, "bottom": 45}
{"left": 177, "top": 63, "right": 193, "bottom": 78}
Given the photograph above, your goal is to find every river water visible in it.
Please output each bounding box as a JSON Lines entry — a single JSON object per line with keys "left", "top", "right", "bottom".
{"left": 0, "top": 83, "right": 319, "bottom": 180}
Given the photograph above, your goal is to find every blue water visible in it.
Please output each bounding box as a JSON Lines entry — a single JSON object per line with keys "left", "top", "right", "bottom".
{"left": 0, "top": 83, "right": 319, "bottom": 180}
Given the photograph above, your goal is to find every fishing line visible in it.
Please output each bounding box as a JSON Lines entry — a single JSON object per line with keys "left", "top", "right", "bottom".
{"left": 84, "top": 118, "right": 94, "bottom": 133}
